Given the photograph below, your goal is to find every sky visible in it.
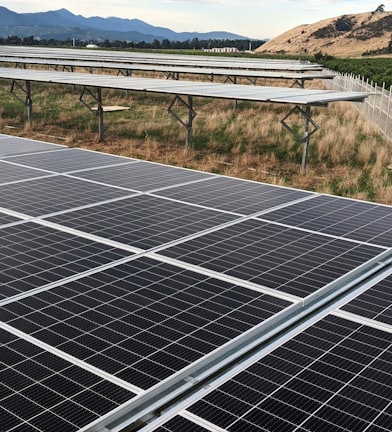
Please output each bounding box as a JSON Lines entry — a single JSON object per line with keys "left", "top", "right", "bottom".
{"left": 3, "top": 1, "right": 387, "bottom": 39}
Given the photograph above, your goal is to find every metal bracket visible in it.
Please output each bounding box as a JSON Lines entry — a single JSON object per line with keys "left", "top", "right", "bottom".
{"left": 164, "top": 71, "right": 179, "bottom": 80}
{"left": 10, "top": 79, "right": 32, "bottom": 123}
{"left": 168, "top": 95, "right": 197, "bottom": 147}
{"left": 79, "top": 86, "right": 104, "bottom": 141}
{"left": 290, "top": 78, "right": 305, "bottom": 89}
{"left": 281, "top": 104, "right": 319, "bottom": 173}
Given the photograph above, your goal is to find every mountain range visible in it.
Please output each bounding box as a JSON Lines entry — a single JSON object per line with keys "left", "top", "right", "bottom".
{"left": 0, "top": 6, "right": 249, "bottom": 42}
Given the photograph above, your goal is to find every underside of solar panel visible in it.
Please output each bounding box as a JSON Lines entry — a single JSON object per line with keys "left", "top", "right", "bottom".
{"left": 1, "top": 134, "right": 392, "bottom": 432}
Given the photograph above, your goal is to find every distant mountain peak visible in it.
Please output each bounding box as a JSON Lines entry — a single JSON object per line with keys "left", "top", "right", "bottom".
{"left": 0, "top": 6, "right": 251, "bottom": 42}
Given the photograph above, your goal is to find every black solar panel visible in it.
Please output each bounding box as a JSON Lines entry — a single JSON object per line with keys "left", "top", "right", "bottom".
{"left": 72, "top": 160, "right": 214, "bottom": 192}
{"left": 5, "top": 148, "right": 133, "bottom": 173}
{"left": 0, "top": 212, "right": 23, "bottom": 227}
{"left": 0, "top": 222, "right": 131, "bottom": 300}
{"left": 0, "top": 161, "right": 52, "bottom": 184}
{"left": 155, "top": 176, "right": 313, "bottom": 214}
{"left": 259, "top": 194, "right": 392, "bottom": 247}
{"left": 342, "top": 273, "right": 392, "bottom": 325}
{"left": 0, "top": 328, "right": 136, "bottom": 432}
{"left": 2, "top": 256, "right": 292, "bottom": 390}
{"left": 185, "top": 314, "right": 392, "bottom": 431}
{"left": 2, "top": 134, "right": 392, "bottom": 432}
{"left": 0, "top": 136, "right": 65, "bottom": 157}
{"left": 0, "top": 175, "right": 133, "bottom": 217}
{"left": 160, "top": 218, "right": 385, "bottom": 297}
{"left": 47, "top": 195, "right": 240, "bottom": 250}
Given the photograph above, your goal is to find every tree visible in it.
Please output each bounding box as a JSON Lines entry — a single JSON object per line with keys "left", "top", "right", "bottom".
{"left": 374, "top": 4, "right": 385, "bottom": 13}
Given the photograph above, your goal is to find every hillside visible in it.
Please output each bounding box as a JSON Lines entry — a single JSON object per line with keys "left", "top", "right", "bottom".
{"left": 256, "top": 11, "right": 392, "bottom": 57}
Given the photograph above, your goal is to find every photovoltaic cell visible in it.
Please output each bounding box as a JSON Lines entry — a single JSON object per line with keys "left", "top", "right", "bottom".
{"left": 0, "top": 175, "right": 132, "bottom": 217}
{"left": 0, "top": 328, "right": 136, "bottom": 432}
{"left": 2, "top": 256, "right": 292, "bottom": 390}
{"left": 160, "top": 219, "right": 385, "bottom": 298}
{"left": 0, "top": 222, "right": 131, "bottom": 300}
{"left": 259, "top": 194, "right": 392, "bottom": 247}
{"left": 155, "top": 176, "right": 313, "bottom": 214}
{"left": 342, "top": 273, "right": 392, "bottom": 326}
{"left": 7, "top": 148, "right": 133, "bottom": 173}
{"left": 186, "top": 314, "right": 392, "bottom": 431}
{"left": 46, "top": 195, "right": 239, "bottom": 250}
{"left": 0, "top": 136, "right": 65, "bottom": 157}
{"left": 71, "top": 160, "right": 214, "bottom": 192}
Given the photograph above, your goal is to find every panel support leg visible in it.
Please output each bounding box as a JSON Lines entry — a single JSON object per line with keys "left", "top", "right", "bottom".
{"left": 10, "top": 79, "right": 33, "bottom": 124}
{"left": 168, "top": 95, "right": 197, "bottom": 147}
{"left": 79, "top": 86, "right": 105, "bottom": 142}
{"left": 281, "top": 105, "right": 319, "bottom": 173}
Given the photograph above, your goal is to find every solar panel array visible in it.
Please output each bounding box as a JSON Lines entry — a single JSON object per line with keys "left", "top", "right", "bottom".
{"left": 0, "top": 46, "right": 324, "bottom": 72}
{"left": 1, "top": 134, "right": 392, "bottom": 432}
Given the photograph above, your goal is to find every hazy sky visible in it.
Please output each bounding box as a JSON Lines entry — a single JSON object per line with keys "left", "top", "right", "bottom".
{"left": 4, "top": 1, "right": 385, "bottom": 39}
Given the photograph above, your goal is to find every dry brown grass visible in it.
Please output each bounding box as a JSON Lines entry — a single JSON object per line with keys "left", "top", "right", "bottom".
{"left": 1, "top": 77, "right": 392, "bottom": 204}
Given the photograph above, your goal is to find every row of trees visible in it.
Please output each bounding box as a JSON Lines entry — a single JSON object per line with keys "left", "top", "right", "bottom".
{"left": 0, "top": 35, "right": 264, "bottom": 51}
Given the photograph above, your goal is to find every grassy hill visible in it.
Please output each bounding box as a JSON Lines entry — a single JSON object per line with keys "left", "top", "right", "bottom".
{"left": 257, "top": 12, "right": 392, "bottom": 57}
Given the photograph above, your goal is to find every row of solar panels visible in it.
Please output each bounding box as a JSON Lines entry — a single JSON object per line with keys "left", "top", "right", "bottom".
{"left": 0, "top": 46, "right": 324, "bottom": 71}
{"left": 1, "top": 134, "right": 392, "bottom": 431}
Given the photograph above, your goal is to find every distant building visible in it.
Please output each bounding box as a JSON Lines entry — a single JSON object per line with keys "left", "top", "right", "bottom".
{"left": 203, "top": 47, "right": 239, "bottom": 53}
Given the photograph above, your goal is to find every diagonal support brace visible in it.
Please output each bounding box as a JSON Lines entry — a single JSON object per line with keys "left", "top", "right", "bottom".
{"left": 10, "top": 79, "right": 33, "bottom": 124}
{"left": 281, "top": 105, "right": 320, "bottom": 173}
{"left": 79, "top": 86, "right": 104, "bottom": 142}
{"left": 168, "top": 95, "right": 197, "bottom": 147}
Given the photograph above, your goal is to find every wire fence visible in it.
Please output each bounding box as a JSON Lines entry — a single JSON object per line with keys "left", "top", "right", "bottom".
{"left": 323, "top": 70, "right": 392, "bottom": 141}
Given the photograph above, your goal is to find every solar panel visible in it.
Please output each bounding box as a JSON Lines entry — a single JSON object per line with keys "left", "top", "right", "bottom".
{"left": 0, "top": 161, "right": 53, "bottom": 184}
{"left": 0, "top": 175, "right": 134, "bottom": 217}
{"left": 179, "top": 314, "right": 392, "bottom": 432}
{"left": 155, "top": 176, "right": 314, "bottom": 214}
{"left": 0, "top": 135, "right": 65, "bottom": 157}
{"left": 259, "top": 194, "right": 392, "bottom": 247}
{"left": 0, "top": 67, "right": 369, "bottom": 106}
{"left": 159, "top": 218, "right": 385, "bottom": 298}
{"left": 1, "top": 256, "right": 293, "bottom": 391}
{"left": 2, "top": 135, "right": 392, "bottom": 432}
{"left": 0, "top": 211, "right": 23, "bottom": 227}
{"left": 341, "top": 272, "right": 392, "bottom": 326}
{"left": 0, "top": 221, "right": 132, "bottom": 300}
{"left": 0, "top": 327, "right": 136, "bottom": 432}
{"left": 46, "top": 195, "right": 240, "bottom": 250}
{"left": 4, "top": 148, "right": 135, "bottom": 173}
{"left": 71, "top": 160, "right": 215, "bottom": 192}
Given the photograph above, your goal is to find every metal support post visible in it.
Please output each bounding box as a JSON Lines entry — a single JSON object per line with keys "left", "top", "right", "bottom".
{"left": 168, "top": 95, "right": 197, "bottom": 147}
{"left": 164, "top": 71, "right": 180, "bottom": 80}
{"left": 290, "top": 78, "right": 305, "bottom": 88}
{"left": 79, "top": 86, "right": 105, "bottom": 142}
{"left": 10, "top": 79, "right": 33, "bottom": 124}
{"left": 281, "top": 105, "right": 319, "bottom": 173}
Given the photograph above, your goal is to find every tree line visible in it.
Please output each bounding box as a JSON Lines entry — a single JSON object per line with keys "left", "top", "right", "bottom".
{"left": 0, "top": 35, "right": 265, "bottom": 51}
